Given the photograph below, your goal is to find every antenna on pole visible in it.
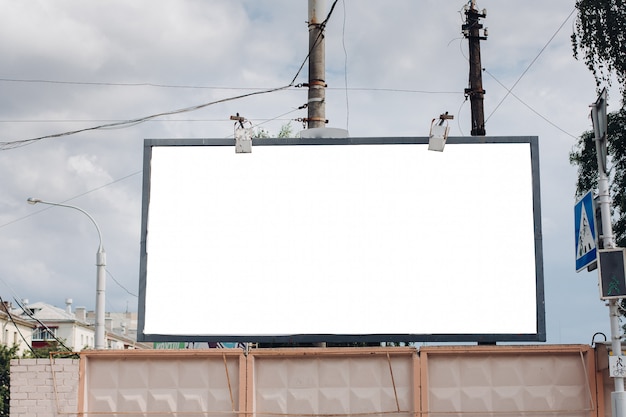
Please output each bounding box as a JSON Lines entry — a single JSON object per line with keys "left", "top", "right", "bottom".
{"left": 463, "top": 1, "right": 487, "bottom": 136}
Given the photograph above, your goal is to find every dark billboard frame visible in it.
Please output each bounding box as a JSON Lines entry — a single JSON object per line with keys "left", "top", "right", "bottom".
{"left": 137, "top": 136, "right": 545, "bottom": 344}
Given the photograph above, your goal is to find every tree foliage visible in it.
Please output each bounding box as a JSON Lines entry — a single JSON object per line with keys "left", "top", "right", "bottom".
{"left": 0, "top": 345, "right": 19, "bottom": 417}
{"left": 277, "top": 122, "right": 294, "bottom": 138}
{"left": 253, "top": 122, "right": 294, "bottom": 139}
{"left": 569, "top": 109, "right": 626, "bottom": 246}
{"left": 572, "top": 0, "right": 626, "bottom": 104}
{"left": 0, "top": 341, "right": 77, "bottom": 417}
{"left": 571, "top": 0, "right": 626, "bottom": 245}
{"left": 21, "top": 341, "right": 76, "bottom": 359}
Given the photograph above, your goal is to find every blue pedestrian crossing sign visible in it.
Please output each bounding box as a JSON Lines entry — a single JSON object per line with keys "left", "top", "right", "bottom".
{"left": 575, "top": 190, "right": 597, "bottom": 272}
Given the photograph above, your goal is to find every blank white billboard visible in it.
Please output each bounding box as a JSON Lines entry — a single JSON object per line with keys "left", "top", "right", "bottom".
{"left": 137, "top": 137, "right": 544, "bottom": 343}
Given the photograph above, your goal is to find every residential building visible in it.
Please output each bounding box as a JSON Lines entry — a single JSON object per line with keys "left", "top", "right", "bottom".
{"left": 10, "top": 299, "right": 150, "bottom": 351}
{"left": 0, "top": 302, "right": 35, "bottom": 355}
{"left": 14, "top": 300, "right": 94, "bottom": 351}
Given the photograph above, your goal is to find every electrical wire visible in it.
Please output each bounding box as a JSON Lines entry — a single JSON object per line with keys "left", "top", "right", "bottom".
{"left": 0, "top": 0, "right": 344, "bottom": 151}
{"left": 325, "top": 0, "right": 340, "bottom": 26}
{"left": 0, "top": 106, "right": 294, "bottom": 309}
{"left": 1, "top": 2, "right": 576, "bottom": 147}
{"left": 456, "top": 97, "right": 468, "bottom": 136}
{"left": 252, "top": 107, "right": 303, "bottom": 130}
{"left": 0, "top": 84, "right": 457, "bottom": 125}
{"left": 289, "top": 0, "right": 340, "bottom": 87}
{"left": 452, "top": 14, "right": 578, "bottom": 139}
{"left": 106, "top": 270, "right": 137, "bottom": 298}
{"left": 485, "top": 7, "right": 577, "bottom": 123}
{"left": 0, "top": 102, "right": 304, "bottom": 310}
{"left": 11, "top": 297, "right": 74, "bottom": 353}
{"left": 223, "top": 107, "right": 306, "bottom": 138}
{"left": 1, "top": 103, "right": 299, "bottom": 234}
{"left": 330, "top": 87, "right": 459, "bottom": 94}
{"left": 0, "top": 258, "right": 125, "bottom": 350}
{"left": 0, "top": 169, "right": 142, "bottom": 302}
{"left": 0, "top": 78, "right": 459, "bottom": 96}
{"left": 0, "top": 274, "right": 73, "bottom": 353}
{"left": 0, "top": 86, "right": 291, "bottom": 150}
{"left": 0, "top": 295, "right": 37, "bottom": 356}
{"left": 0, "top": 118, "right": 300, "bottom": 124}
{"left": 483, "top": 68, "right": 578, "bottom": 139}
{"left": 0, "top": 78, "right": 281, "bottom": 90}
{"left": 0, "top": 170, "right": 141, "bottom": 231}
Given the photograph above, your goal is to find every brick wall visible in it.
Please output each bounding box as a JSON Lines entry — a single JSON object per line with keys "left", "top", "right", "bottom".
{"left": 9, "top": 358, "right": 79, "bottom": 417}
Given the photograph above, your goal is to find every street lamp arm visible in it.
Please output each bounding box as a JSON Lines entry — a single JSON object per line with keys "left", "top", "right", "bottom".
{"left": 27, "top": 198, "right": 104, "bottom": 252}
{"left": 26, "top": 197, "right": 107, "bottom": 349}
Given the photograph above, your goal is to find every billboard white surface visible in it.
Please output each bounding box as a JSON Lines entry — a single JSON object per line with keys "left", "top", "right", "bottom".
{"left": 138, "top": 137, "right": 544, "bottom": 343}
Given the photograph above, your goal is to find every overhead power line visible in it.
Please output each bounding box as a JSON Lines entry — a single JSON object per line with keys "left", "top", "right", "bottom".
{"left": 0, "top": 78, "right": 277, "bottom": 90}
{"left": 0, "top": 118, "right": 229, "bottom": 123}
{"left": 485, "top": 7, "right": 576, "bottom": 124}
{"left": 0, "top": 78, "right": 459, "bottom": 95}
{"left": 483, "top": 68, "right": 577, "bottom": 139}
{"left": 0, "top": 85, "right": 291, "bottom": 150}
{"left": 0, "top": 0, "right": 344, "bottom": 151}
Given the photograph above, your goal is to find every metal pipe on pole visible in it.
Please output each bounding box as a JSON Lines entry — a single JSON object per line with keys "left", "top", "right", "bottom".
{"left": 307, "top": 0, "right": 326, "bottom": 129}
{"left": 26, "top": 198, "right": 107, "bottom": 350}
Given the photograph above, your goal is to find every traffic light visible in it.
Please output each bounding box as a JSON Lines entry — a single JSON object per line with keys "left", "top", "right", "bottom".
{"left": 599, "top": 248, "right": 626, "bottom": 299}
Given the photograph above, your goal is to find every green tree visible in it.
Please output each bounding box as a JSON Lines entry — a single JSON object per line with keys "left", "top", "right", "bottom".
{"left": 253, "top": 122, "right": 294, "bottom": 139}
{"left": 0, "top": 345, "right": 19, "bottom": 417}
{"left": 569, "top": 109, "right": 626, "bottom": 246}
{"left": 21, "top": 340, "right": 76, "bottom": 359}
{"left": 572, "top": 0, "right": 626, "bottom": 104}
{"left": 277, "top": 122, "right": 294, "bottom": 138}
{"left": 253, "top": 127, "right": 271, "bottom": 139}
{"left": 571, "top": 0, "right": 626, "bottom": 329}
{"left": 570, "top": 0, "right": 626, "bottom": 244}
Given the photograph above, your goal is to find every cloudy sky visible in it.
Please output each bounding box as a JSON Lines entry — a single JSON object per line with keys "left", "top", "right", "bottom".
{"left": 0, "top": 0, "right": 618, "bottom": 344}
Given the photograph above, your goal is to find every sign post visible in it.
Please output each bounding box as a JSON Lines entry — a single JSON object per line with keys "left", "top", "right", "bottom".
{"left": 589, "top": 89, "right": 626, "bottom": 417}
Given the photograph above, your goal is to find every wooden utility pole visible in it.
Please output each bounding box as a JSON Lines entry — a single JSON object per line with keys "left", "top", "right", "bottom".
{"left": 307, "top": 0, "right": 327, "bottom": 129}
{"left": 463, "top": 1, "right": 487, "bottom": 136}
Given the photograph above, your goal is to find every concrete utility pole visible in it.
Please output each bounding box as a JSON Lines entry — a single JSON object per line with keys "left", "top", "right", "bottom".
{"left": 307, "top": 0, "right": 327, "bottom": 129}
{"left": 308, "top": 0, "right": 327, "bottom": 347}
{"left": 463, "top": 0, "right": 487, "bottom": 136}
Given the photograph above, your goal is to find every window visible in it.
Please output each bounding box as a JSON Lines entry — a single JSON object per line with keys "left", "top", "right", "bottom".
{"left": 33, "top": 327, "right": 57, "bottom": 341}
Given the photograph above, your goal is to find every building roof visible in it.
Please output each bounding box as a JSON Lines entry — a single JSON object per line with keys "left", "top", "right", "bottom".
{"left": 12, "top": 301, "right": 91, "bottom": 326}
{"left": 0, "top": 309, "right": 35, "bottom": 329}
{"left": 5, "top": 299, "right": 149, "bottom": 349}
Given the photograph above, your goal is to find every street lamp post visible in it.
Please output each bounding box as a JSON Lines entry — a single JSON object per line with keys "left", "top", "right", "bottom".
{"left": 27, "top": 198, "right": 106, "bottom": 349}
